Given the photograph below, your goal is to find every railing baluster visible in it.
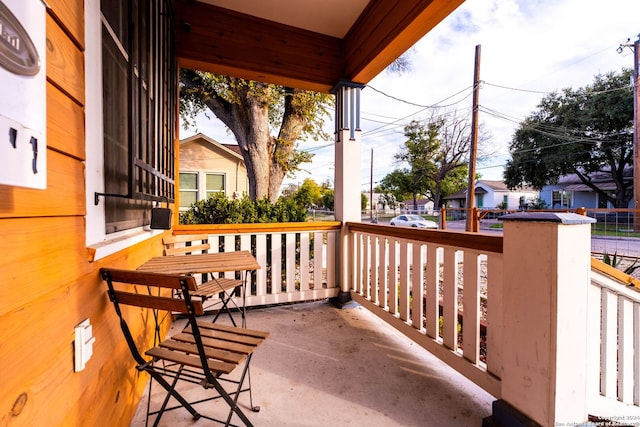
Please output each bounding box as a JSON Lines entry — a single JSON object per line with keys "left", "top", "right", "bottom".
{"left": 355, "top": 232, "right": 363, "bottom": 294}
{"left": 618, "top": 296, "right": 634, "bottom": 403}
{"left": 425, "top": 245, "right": 440, "bottom": 339}
{"left": 313, "top": 231, "right": 323, "bottom": 289}
{"left": 370, "top": 233, "right": 378, "bottom": 303}
{"left": 223, "top": 235, "right": 235, "bottom": 279}
{"left": 486, "top": 253, "right": 503, "bottom": 378}
{"left": 442, "top": 247, "right": 459, "bottom": 350}
{"left": 463, "top": 250, "right": 481, "bottom": 364}
{"left": 285, "top": 233, "right": 296, "bottom": 293}
{"left": 411, "top": 243, "right": 424, "bottom": 330}
{"left": 388, "top": 238, "right": 398, "bottom": 315}
{"left": 327, "top": 231, "right": 336, "bottom": 289}
{"left": 271, "top": 232, "right": 282, "bottom": 294}
{"left": 378, "top": 236, "right": 388, "bottom": 309}
{"left": 300, "top": 232, "right": 310, "bottom": 291}
{"left": 255, "top": 234, "right": 267, "bottom": 297}
{"left": 398, "top": 240, "right": 410, "bottom": 322}
{"left": 601, "top": 288, "right": 618, "bottom": 398}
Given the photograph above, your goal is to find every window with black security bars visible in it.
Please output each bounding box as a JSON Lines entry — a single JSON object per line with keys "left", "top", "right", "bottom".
{"left": 101, "top": 0, "right": 176, "bottom": 233}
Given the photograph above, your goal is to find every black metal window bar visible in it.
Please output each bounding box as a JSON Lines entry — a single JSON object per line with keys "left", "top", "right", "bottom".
{"left": 98, "top": 0, "right": 177, "bottom": 233}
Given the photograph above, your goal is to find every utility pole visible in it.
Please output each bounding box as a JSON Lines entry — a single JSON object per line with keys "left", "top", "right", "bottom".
{"left": 619, "top": 35, "right": 640, "bottom": 230}
{"left": 466, "top": 45, "right": 481, "bottom": 232}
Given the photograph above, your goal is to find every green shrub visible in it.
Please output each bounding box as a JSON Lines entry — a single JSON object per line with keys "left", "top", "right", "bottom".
{"left": 179, "top": 193, "right": 308, "bottom": 224}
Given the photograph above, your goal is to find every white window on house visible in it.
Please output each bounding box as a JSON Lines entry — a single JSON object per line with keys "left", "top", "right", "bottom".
{"left": 476, "top": 194, "right": 484, "bottom": 208}
{"left": 205, "top": 173, "right": 225, "bottom": 198}
{"left": 552, "top": 190, "right": 570, "bottom": 208}
{"left": 502, "top": 195, "right": 508, "bottom": 205}
{"left": 179, "top": 172, "right": 198, "bottom": 209}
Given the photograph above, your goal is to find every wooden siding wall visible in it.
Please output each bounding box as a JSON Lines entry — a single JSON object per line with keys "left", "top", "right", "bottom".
{"left": 0, "top": 1, "right": 166, "bottom": 426}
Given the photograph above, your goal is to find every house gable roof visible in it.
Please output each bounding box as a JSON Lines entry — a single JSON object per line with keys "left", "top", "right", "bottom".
{"left": 180, "top": 133, "right": 245, "bottom": 163}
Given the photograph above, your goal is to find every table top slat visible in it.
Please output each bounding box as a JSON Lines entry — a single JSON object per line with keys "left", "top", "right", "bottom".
{"left": 137, "top": 250, "right": 260, "bottom": 275}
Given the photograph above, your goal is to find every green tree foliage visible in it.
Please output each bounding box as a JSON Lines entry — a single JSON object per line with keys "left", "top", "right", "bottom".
{"left": 361, "top": 193, "right": 368, "bottom": 211}
{"left": 382, "top": 112, "right": 476, "bottom": 209}
{"left": 379, "top": 169, "right": 414, "bottom": 207}
{"left": 179, "top": 192, "right": 307, "bottom": 224}
{"left": 394, "top": 120, "right": 439, "bottom": 208}
{"left": 294, "top": 178, "right": 323, "bottom": 208}
{"left": 180, "top": 70, "right": 333, "bottom": 203}
{"left": 504, "top": 69, "right": 634, "bottom": 207}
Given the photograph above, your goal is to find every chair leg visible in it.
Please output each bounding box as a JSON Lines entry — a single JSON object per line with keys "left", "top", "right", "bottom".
{"left": 224, "top": 353, "right": 259, "bottom": 426}
{"left": 146, "top": 367, "right": 201, "bottom": 425}
{"left": 208, "top": 370, "right": 253, "bottom": 427}
{"left": 211, "top": 291, "right": 238, "bottom": 326}
{"left": 246, "top": 364, "right": 260, "bottom": 412}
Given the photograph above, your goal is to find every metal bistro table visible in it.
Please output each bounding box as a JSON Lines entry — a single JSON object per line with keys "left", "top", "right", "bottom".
{"left": 137, "top": 250, "right": 260, "bottom": 327}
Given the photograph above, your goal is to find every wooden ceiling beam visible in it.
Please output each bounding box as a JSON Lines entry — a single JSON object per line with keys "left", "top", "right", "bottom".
{"left": 175, "top": 1, "right": 344, "bottom": 93}
{"left": 174, "top": 0, "right": 465, "bottom": 92}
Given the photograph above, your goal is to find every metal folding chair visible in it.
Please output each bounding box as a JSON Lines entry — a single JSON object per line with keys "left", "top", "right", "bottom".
{"left": 162, "top": 234, "right": 245, "bottom": 326}
{"left": 100, "top": 268, "right": 268, "bottom": 426}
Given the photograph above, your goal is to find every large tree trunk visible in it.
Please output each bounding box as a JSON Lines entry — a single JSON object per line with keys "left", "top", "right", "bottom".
{"left": 183, "top": 74, "right": 311, "bottom": 203}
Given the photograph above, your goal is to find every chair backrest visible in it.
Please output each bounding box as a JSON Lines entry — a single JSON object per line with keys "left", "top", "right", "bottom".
{"left": 100, "top": 268, "right": 203, "bottom": 315}
{"left": 162, "top": 234, "right": 210, "bottom": 256}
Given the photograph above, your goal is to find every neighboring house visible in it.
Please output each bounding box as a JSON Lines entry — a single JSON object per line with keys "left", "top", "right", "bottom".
{"left": 364, "top": 192, "right": 394, "bottom": 212}
{"left": 539, "top": 168, "right": 633, "bottom": 209}
{"left": 179, "top": 133, "right": 249, "bottom": 210}
{"left": 443, "top": 180, "right": 539, "bottom": 210}
{"left": 402, "top": 198, "right": 435, "bottom": 214}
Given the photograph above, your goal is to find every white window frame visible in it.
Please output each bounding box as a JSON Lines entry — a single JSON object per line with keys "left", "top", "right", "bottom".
{"left": 179, "top": 171, "right": 199, "bottom": 211}
{"left": 204, "top": 172, "right": 226, "bottom": 198}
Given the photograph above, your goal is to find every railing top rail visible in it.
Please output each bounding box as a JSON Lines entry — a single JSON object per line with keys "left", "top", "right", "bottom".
{"left": 346, "top": 222, "right": 503, "bottom": 254}
{"left": 173, "top": 221, "right": 342, "bottom": 235}
{"left": 591, "top": 258, "right": 640, "bottom": 298}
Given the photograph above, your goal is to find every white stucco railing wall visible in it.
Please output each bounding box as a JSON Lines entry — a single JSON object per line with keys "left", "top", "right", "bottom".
{"left": 500, "top": 212, "right": 596, "bottom": 426}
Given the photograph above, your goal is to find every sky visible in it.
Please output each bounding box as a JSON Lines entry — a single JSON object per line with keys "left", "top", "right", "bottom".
{"left": 180, "top": 0, "right": 640, "bottom": 192}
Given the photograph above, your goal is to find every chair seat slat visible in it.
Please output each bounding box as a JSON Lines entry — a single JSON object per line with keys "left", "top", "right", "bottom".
{"left": 145, "top": 347, "right": 236, "bottom": 374}
{"left": 197, "top": 321, "right": 270, "bottom": 339}
{"left": 184, "top": 326, "right": 265, "bottom": 346}
{"left": 172, "top": 332, "right": 256, "bottom": 354}
{"left": 159, "top": 339, "right": 246, "bottom": 364}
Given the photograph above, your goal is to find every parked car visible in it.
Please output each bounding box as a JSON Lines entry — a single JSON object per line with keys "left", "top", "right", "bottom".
{"left": 389, "top": 214, "right": 438, "bottom": 228}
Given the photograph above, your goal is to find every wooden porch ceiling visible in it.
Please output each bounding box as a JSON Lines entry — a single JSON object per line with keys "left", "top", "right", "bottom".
{"left": 175, "top": 0, "right": 466, "bottom": 93}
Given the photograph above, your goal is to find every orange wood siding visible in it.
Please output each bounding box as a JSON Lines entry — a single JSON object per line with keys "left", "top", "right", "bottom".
{"left": 0, "top": 2, "right": 168, "bottom": 426}
{"left": 47, "top": 82, "right": 85, "bottom": 159}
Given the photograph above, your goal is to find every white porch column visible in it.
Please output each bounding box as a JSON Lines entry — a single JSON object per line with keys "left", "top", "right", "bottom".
{"left": 331, "top": 81, "right": 364, "bottom": 303}
{"left": 494, "top": 212, "right": 595, "bottom": 426}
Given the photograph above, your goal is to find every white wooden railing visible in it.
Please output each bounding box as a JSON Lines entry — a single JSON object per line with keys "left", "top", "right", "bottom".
{"left": 345, "top": 222, "right": 503, "bottom": 398}
{"left": 588, "top": 260, "right": 640, "bottom": 418}
{"left": 173, "top": 222, "right": 341, "bottom": 308}
{"left": 174, "top": 220, "right": 640, "bottom": 422}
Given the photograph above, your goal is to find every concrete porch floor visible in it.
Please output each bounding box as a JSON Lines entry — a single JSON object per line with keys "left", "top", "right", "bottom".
{"left": 130, "top": 300, "right": 495, "bottom": 427}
